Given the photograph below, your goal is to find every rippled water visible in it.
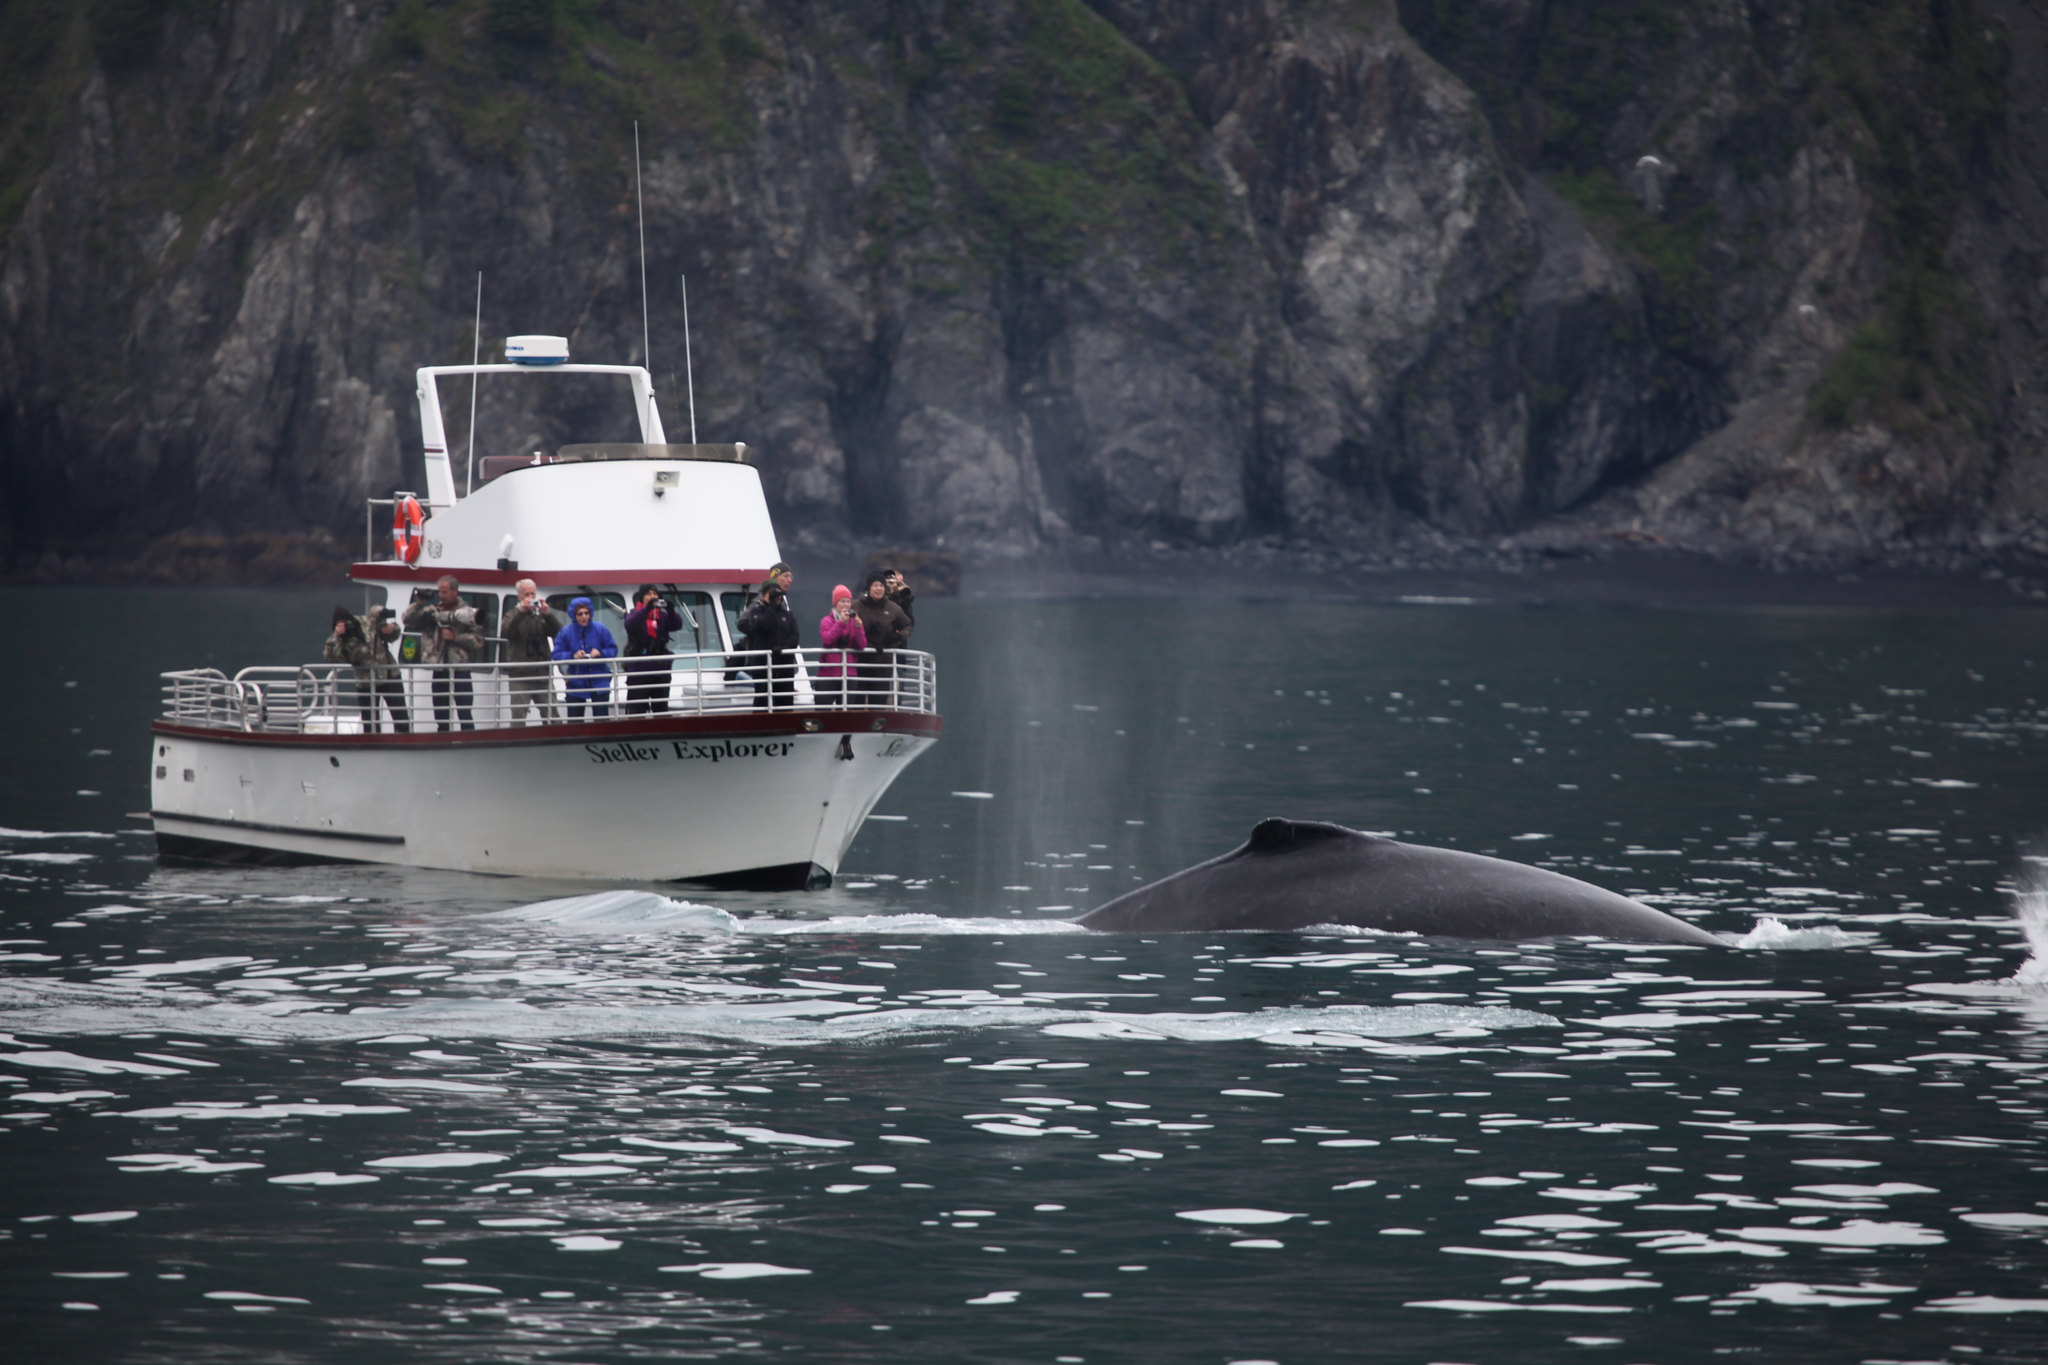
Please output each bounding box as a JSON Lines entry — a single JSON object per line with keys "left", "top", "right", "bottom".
{"left": 3, "top": 586, "right": 2046, "bottom": 1363}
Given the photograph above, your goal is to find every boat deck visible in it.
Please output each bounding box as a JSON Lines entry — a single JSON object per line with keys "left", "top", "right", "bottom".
{"left": 160, "top": 648, "right": 937, "bottom": 737}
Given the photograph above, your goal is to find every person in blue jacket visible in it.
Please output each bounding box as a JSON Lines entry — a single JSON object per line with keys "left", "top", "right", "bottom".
{"left": 552, "top": 596, "right": 618, "bottom": 719}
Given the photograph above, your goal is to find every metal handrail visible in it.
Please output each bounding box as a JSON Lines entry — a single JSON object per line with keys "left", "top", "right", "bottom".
{"left": 159, "top": 648, "right": 937, "bottom": 734}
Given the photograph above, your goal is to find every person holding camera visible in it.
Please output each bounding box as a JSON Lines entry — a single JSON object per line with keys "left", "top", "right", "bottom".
{"left": 502, "top": 578, "right": 562, "bottom": 725}
{"left": 815, "top": 585, "right": 867, "bottom": 708}
{"left": 853, "top": 571, "right": 913, "bottom": 707}
{"left": 403, "top": 574, "right": 484, "bottom": 731}
{"left": 883, "top": 566, "right": 916, "bottom": 627}
{"left": 325, "top": 604, "right": 410, "bottom": 732}
{"left": 551, "top": 596, "right": 618, "bottom": 720}
{"left": 622, "top": 584, "right": 685, "bottom": 715}
{"left": 736, "top": 567, "right": 800, "bottom": 711}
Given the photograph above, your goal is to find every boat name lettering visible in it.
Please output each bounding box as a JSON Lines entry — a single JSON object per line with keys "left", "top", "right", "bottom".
{"left": 673, "top": 739, "right": 795, "bottom": 762}
{"left": 586, "top": 743, "right": 662, "bottom": 764}
{"left": 581, "top": 739, "right": 798, "bottom": 765}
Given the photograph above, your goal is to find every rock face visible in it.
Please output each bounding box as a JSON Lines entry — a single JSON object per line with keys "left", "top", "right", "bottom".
{"left": 2, "top": 0, "right": 2044, "bottom": 576}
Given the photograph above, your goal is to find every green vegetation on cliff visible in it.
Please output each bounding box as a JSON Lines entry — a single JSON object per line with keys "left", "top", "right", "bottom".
{"left": 1801, "top": 0, "right": 2002, "bottom": 431}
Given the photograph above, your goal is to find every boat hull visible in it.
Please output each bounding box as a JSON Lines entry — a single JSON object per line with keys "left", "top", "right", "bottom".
{"left": 149, "top": 711, "right": 938, "bottom": 884}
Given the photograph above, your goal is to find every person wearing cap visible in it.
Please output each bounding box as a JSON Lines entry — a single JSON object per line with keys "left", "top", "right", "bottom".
{"left": 551, "top": 596, "right": 618, "bottom": 720}
{"left": 324, "top": 604, "right": 410, "bottom": 733}
{"left": 853, "top": 571, "right": 912, "bottom": 707}
{"left": 362, "top": 605, "right": 411, "bottom": 733}
{"left": 816, "top": 584, "right": 868, "bottom": 708}
{"left": 736, "top": 570, "right": 800, "bottom": 710}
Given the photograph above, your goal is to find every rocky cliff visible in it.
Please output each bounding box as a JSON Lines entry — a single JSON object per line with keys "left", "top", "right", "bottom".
{"left": 2, "top": 0, "right": 2044, "bottom": 579}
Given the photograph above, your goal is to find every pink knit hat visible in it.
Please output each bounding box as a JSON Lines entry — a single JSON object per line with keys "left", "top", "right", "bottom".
{"left": 832, "top": 584, "right": 852, "bottom": 601}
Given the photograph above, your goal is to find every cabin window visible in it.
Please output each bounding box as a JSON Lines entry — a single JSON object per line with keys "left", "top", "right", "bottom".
{"left": 461, "top": 591, "right": 497, "bottom": 640}
{"left": 651, "top": 589, "right": 721, "bottom": 655}
{"left": 719, "top": 592, "right": 747, "bottom": 652}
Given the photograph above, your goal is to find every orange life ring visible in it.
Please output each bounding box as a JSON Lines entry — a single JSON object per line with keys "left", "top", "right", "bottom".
{"left": 391, "top": 496, "right": 425, "bottom": 565}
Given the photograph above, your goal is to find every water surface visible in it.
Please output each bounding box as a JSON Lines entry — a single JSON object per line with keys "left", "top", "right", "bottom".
{"left": 2, "top": 586, "right": 2045, "bottom": 1363}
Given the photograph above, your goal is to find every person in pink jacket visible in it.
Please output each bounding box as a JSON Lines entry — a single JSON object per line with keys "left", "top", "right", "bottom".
{"left": 815, "top": 584, "right": 868, "bottom": 708}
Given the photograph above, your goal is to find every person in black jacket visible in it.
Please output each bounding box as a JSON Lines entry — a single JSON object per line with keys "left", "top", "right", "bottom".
{"left": 852, "top": 572, "right": 913, "bottom": 707}
{"left": 621, "top": 584, "right": 685, "bottom": 714}
{"left": 735, "top": 573, "right": 800, "bottom": 710}
{"left": 883, "top": 566, "right": 915, "bottom": 627}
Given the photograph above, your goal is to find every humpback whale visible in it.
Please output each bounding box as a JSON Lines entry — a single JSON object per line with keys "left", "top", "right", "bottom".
{"left": 1076, "top": 818, "right": 1722, "bottom": 945}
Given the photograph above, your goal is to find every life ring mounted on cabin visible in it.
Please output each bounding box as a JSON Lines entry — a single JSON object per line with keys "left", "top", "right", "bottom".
{"left": 391, "top": 495, "right": 425, "bottom": 565}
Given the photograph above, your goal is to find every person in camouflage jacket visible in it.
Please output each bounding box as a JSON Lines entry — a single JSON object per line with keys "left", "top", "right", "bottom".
{"left": 324, "top": 605, "right": 409, "bottom": 732}
{"left": 403, "top": 576, "right": 484, "bottom": 731}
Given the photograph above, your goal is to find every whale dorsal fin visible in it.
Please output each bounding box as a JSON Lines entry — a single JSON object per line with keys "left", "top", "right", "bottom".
{"left": 1246, "top": 818, "right": 1356, "bottom": 853}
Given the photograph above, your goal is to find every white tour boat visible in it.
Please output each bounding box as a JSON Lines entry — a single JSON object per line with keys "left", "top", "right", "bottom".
{"left": 150, "top": 335, "right": 941, "bottom": 888}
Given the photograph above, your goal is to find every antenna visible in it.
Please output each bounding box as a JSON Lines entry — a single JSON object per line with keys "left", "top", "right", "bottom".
{"left": 681, "top": 273, "right": 699, "bottom": 445}
{"left": 634, "top": 121, "right": 652, "bottom": 386}
{"left": 465, "top": 271, "right": 482, "bottom": 498}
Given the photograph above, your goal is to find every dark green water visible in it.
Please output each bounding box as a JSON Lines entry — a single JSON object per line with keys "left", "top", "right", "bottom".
{"left": 2, "top": 586, "right": 2046, "bottom": 1363}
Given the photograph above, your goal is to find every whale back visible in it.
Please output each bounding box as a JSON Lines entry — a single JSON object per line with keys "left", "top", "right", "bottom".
{"left": 1076, "top": 818, "right": 1721, "bottom": 945}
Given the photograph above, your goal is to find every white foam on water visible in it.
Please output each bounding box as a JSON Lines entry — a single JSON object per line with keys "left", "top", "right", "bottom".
{"left": 1176, "top": 1209, "right": 1297, "bottom": 1225}
{"left": 342, "top": 1077, "right": 506, "bottom": 1094}
{"left": 1728, "top": 1281, "right": 1907, "bottom": 1307}
{"left": 1960, "top": 1213, "right": 2048, "bottom": 1230}
{"left": 1498, "top": 1215, "right": 1620, "bottom": 1230}
{"left": 0, "top": 827, "right": 115, "bottom": 840}
{"left": 1900, "top": 879, "right": 2048, "bottom": 1002}
{"left": 1442, "top": 1246, "right": 1630, "bottom": 1268}
{"left": 0, "top": 978, "right": 1556, "bottom": 1049}
{"left": 364, "top": 1152, "right": 508, "bottom": 1169}
{"left": 1725, "top": 1220, "right": 1945, "bottom": 1248}
{"left": 486, "top": 892, "right": 1088, "bottom": 937}
{"left": 3, "top": 1049, "right": 185, "bottom": 1076}
{"left": 484, "top": 891, "right": 740, "bottom": 934}
{"left": 725, "top": 1125, "right": 853, "bottom": 1148}
{"left": 748, "top": 912, "right": 1088, "bottom": 937}
{"left": 2012, "top": 879, "right": 2048, "bottom": 988}
{"left": 1918, "top": 1296, "right": 2048, "bottom": 1314}
{"left": 660, "top": 1262, "right": 811, "bottom": 1280}
{"left": 98, "top": 957, "right": 259, "bottom": 979}
{"left": 109, "top": 1153, "right": 263, "bottom": 1174}
{"left": 1630, "top": 1232, "right": 1786, "bottom": 1258}
{"left": 1732, "top": 917, "right": 1868, "bottom": 950}
{"left": 120, "top": 1103, "right": 406, "bottom": 1121}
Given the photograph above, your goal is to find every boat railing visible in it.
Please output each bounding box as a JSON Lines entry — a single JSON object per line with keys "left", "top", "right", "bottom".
{"left": 159, "top": 649, "right": 937, "bottom": 734}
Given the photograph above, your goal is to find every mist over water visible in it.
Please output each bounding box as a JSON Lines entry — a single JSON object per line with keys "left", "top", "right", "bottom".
{"left": 2, "top": 586, "right": 2047, "bottom": 1363}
